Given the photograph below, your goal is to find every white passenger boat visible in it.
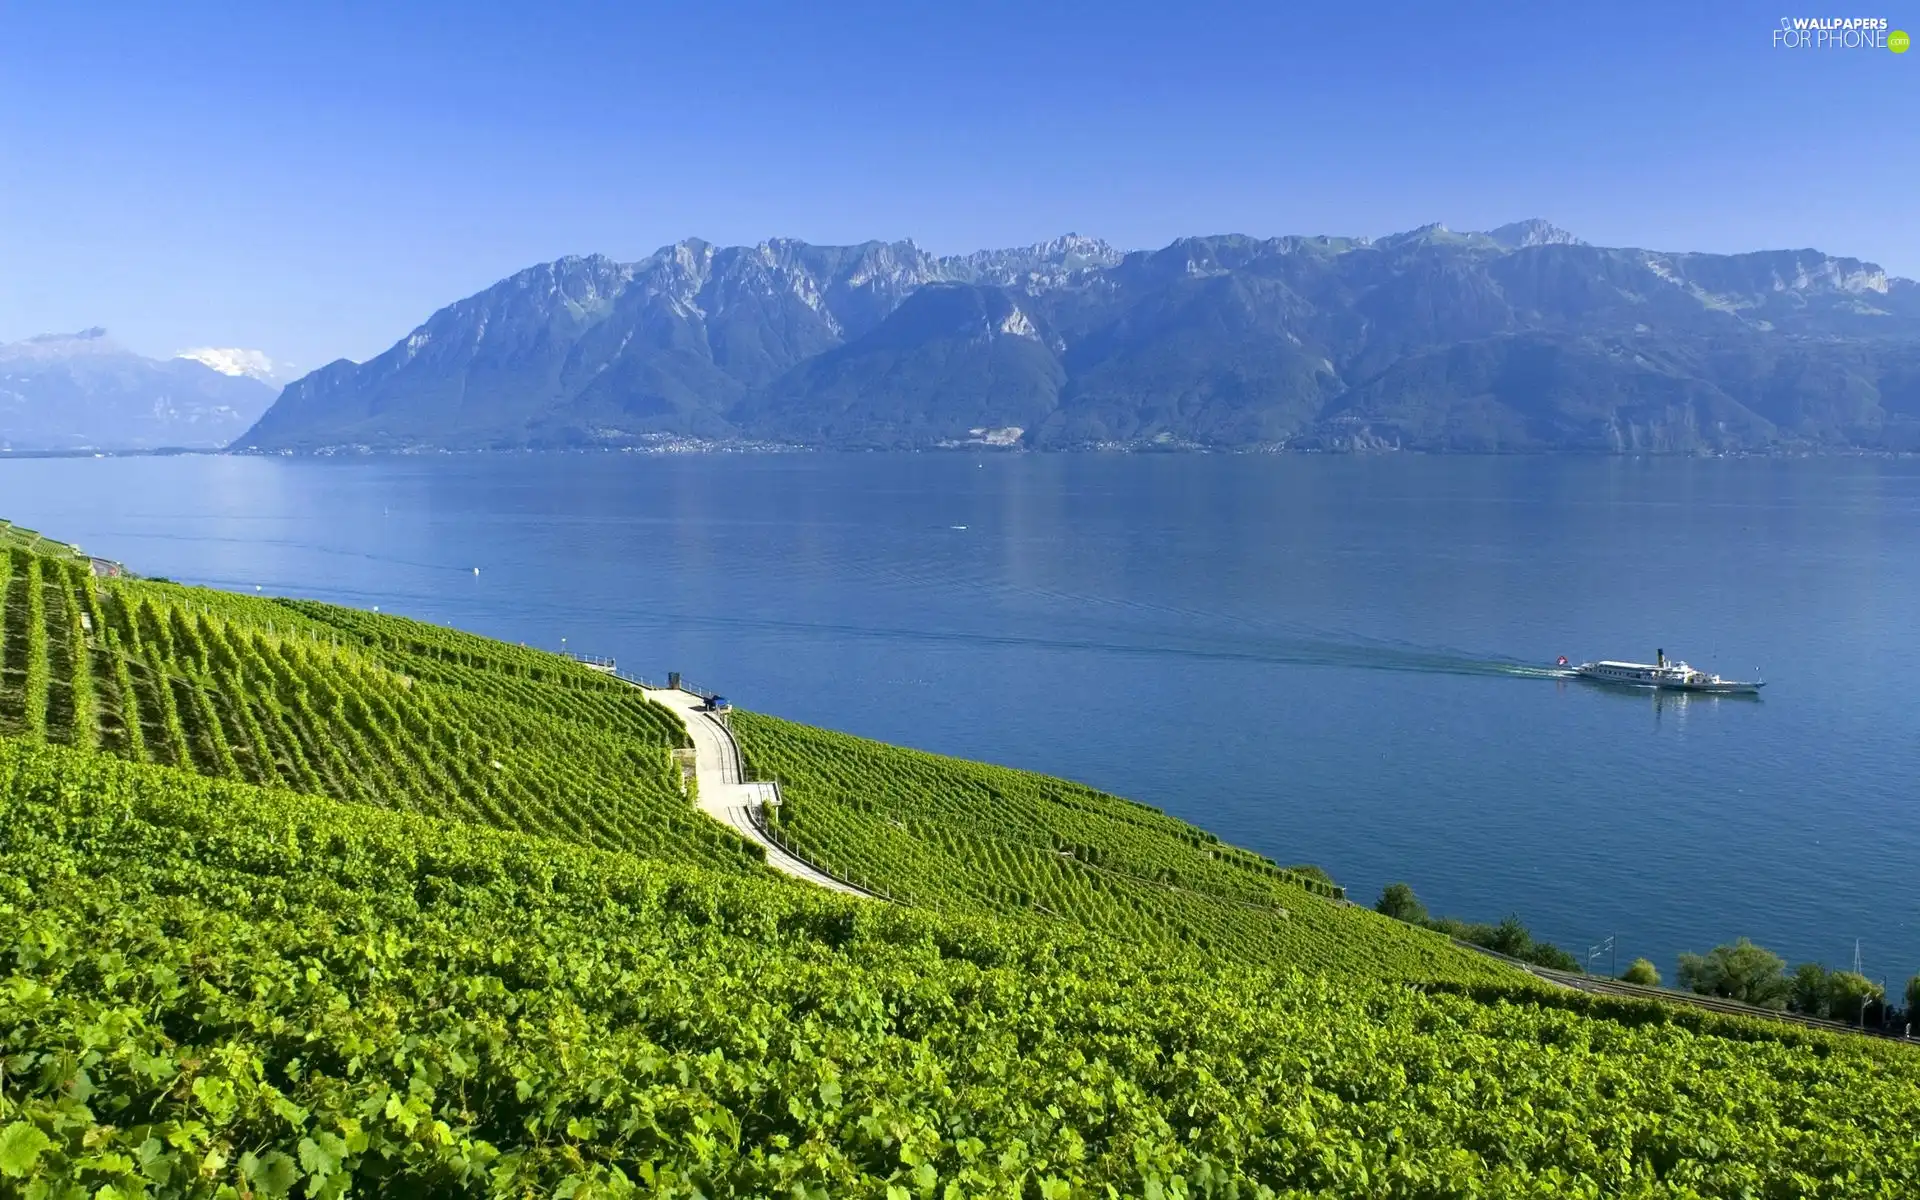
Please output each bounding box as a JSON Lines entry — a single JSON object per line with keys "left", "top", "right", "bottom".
{"left": 1560, "top": 649, "right": 1763, "bottom": 694}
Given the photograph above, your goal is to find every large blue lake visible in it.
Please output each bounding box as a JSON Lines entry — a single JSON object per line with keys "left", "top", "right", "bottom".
{"left": 3, "top": 452, "right": 1914, "bottom": 982}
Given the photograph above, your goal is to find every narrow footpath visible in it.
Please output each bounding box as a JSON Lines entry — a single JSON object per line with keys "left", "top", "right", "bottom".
{"left": 645, "top": 686, "right": 872, "bottom": 897}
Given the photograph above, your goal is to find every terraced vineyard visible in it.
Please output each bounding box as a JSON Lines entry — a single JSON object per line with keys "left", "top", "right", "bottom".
{"left": 6, "top": 738, "right": 1919, "bottom": 1197}
{"left": 0, "top": 538, "right": 758, "bottom": 873}
{"left": 0, "top": 518, "right": 84, "bottom": 561}
{"left": 734, "top": 712, "right": 1505, "bottom": 982}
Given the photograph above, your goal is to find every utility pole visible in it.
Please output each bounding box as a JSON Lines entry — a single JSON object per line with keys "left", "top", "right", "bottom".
{"left": 1851, "top": 941, "right": 1865, "bottom": 1029}
{"left": 1587, "top": 934, "right": 1615, "bottom": 976}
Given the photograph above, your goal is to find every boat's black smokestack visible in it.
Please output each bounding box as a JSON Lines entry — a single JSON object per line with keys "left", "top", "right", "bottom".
{"left": 1657, "top": 648, "right": 1665, "bottom": 668}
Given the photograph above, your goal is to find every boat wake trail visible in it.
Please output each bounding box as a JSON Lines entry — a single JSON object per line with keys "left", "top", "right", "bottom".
{"left": 605, "top": 603, "right": 1575, "bottom": 682}
{"left": 1220, "top": 635, "right": 1575, "bottom": 681}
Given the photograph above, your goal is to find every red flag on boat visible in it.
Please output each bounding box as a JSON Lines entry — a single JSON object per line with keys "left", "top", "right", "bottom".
{"left": 1557, "top": 655, "right": 1569, "bottom": 666}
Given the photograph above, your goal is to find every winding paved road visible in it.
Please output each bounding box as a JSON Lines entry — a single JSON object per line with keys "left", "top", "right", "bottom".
{"left": 645, "top": 686, "right": 871, "bottom": 897}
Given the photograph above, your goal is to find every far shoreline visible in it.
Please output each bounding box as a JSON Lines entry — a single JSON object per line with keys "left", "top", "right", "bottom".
{"left": 6, "top": 443, "right": 1916, "bottom": 461}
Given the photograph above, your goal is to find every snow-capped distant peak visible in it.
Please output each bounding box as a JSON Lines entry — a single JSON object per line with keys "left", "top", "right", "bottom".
{"left": 174, "top": 347, "right": 283, "bottom": 384}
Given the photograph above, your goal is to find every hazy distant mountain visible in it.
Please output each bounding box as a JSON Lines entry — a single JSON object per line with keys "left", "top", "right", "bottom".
{"left": 238, "top": 225, "right": 1920, "bottom": 453}
{"left": 1, "top": 329, "right": 278, "bottom": 452}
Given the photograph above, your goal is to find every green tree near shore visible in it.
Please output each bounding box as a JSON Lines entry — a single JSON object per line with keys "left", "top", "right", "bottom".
{"left": 1621, "top": 958, "right": 1661, "bottom": 986}
{"left": 1677, "top": 939, "right": 1790, "bottom": 1008}
{"left": 1822, "top": 971, "right": 1884, "bottom": 1024}
{"left": 1373, "top": 884, "right": 1581, "bottom": 971}
{"left": 1375, "top": 882, "right": 1428, "bottom": 924}
{"left": 1790, "top": 963, "right": 1832, "bottom": 1015}
{"left": 1787, "top": 963, "right": 1885, "bottom": 1021}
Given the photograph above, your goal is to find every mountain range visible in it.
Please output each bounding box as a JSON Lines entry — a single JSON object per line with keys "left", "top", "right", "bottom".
{"left": 239, "top": 222, "right": 1920, "bottom": 453}
{"left": 0, "top": 329, "right": 279, "bottom": 452}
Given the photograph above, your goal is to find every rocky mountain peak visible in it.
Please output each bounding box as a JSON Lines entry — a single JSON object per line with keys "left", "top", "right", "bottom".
{"left": 942, "top": 235, "right": 1123, "bottom": 288}
{"left": 1374, "top": 223, "right": 1457, "bottom": 250}
{"left": 1486, "top": 219, "right": 1583, "bottom": 249}
{"left": 1756, "top": 251, "right": 1889, "bottom": 295}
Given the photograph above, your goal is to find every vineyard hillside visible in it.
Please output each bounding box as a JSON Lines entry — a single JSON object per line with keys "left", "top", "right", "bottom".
{"left": 5, "top": 738, "right": 1920, "bottom": 1196}
{"left": 736, "top": 712, "right": 1499, "bottom": 981}
{"left": 0, "top": 532, "right": 755, "bottom": 872}
{"left": 0, "top": 524, "right": 1506, "bottom": 985}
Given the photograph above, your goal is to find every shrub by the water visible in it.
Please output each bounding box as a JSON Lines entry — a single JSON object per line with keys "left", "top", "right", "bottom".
{"left": 1623, "top": 957, "right": 1662, "bottom": 987}
{"left": 1375, "top": 881, "right": 1428, "bottom": 923}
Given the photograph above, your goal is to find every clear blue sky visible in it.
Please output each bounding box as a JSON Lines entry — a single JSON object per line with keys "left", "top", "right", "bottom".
{"left": 2, "top": 0, "right": 1912, "bottom": 370}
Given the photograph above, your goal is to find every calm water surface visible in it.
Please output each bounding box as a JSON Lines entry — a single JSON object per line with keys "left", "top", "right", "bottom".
{"left": 3, "top": 453, "right": 1915, "bottom": 981}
